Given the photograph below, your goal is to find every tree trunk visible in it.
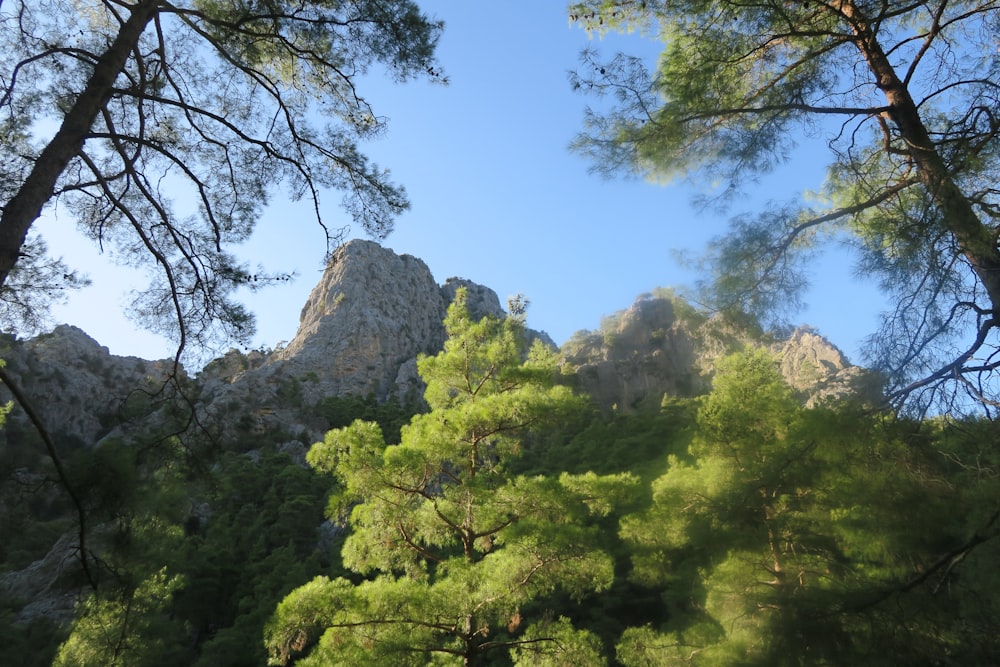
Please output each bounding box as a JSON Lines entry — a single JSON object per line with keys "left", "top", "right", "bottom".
{"left": 844, "top": 0, "right": 1000, "bottom": 314}
{"left": 0, "top": 0, "right": 162, "bottom": 288}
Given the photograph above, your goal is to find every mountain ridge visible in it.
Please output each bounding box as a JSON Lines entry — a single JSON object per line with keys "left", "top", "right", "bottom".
{"left": 0, "top": 239, "right": 873, "bottom": 448}
{"left": 0, "top": 239, "right": 877, "bottom": 630}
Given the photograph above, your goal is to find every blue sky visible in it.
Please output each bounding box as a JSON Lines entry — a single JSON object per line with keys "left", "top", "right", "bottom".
{"left": 43, "top": 2, "right": 883, "bottom": 366}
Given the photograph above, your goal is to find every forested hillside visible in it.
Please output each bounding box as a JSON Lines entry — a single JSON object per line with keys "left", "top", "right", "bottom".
{"left": 1, "top": 276, "right": 997, "bottom": 665}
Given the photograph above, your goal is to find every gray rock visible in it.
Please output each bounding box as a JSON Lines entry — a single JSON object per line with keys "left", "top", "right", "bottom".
{"left": 0, "top": 325, "right": 178, "bottom": 446}
{"left": 272, "top": 239, "right": 452, "bottom": 401}
{"left": 774, "top": 327, "right": 882, "bottom": 407}
{"left": 440, "top": 277, "right": 504, "bottom": 321}
{"left": 194, "top": 240, "right": 518, "bottom": 440}
{"left": 0, "top": 532, "right": 80, "bottom": 625}
{"left": 562, "top": 293, "right": 741, "bottom": 411}
{"left": 562, "top": 293, "right": 876, "bottom": 411}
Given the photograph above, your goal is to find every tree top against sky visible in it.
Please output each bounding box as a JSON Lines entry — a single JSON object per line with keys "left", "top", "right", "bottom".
{"left": 569, "top": 0, "right": 1000, "bottom": 413}
{"left": 0, "top": 0, "right": 443, "bottom": 361}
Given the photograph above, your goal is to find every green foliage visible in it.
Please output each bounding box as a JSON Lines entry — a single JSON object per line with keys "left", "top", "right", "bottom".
{"left": 171, "top": 448, "right": 336, "bottom": 666}
{"left": 275, "top": 376, "right": 304, "bottom": 407}
{"left": 54, "top": 569, "right": 187, "bottom": 667}
{"left": 513, "top": 397, "right": 695, "bottom": 481}
{"left": 509, "top": 616, "right": 605, "bottom": 666}
{"left": 650, "top": 288, "right": 705, "bottom": 329}
{"left": 315, "top": 391, "right": 420, "bottom": 445}
{"left": 0, "top": 393, "right": 69, "bottom": 667}
{"left": 0, "top": 603, "right": 64, "bottom": 667}
{"left": 7, "top": 303, "right": 1000, "bottom": 666}
{"left": 0, "top": 0, "right": 444, "bottom": 354}
{"left": 46, "top": 435, "right": 192, "bottom": 663}
{"left": 0, "top": 394, "right": 79, "bottom": 572}
{"left": 8, "top": 414, "right": 335, "bottom": 666}
{"left": 0, "top": 234, "right": 90, "bottom": 337}
{"left": 269, "top": 289, "right": 638, "bottom": 665}
{"left": 616, "top": 348, "right": 1000, "bottom": 665}
{"left": 0, "top": 515, "right": 70, "bottom": 572}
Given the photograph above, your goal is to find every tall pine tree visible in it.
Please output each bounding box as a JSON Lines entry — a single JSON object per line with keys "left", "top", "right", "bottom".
{"left": 267, "top": 289, "right": 637, "bottom": 666}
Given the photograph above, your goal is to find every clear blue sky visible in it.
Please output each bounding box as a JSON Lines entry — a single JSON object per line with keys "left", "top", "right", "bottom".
{"left": 42, "top": 2, "right": 883, "bottom": 366}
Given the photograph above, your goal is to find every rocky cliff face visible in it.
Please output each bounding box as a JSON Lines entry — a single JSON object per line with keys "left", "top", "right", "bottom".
{"left": 776, "top": 327, "right": 879, "bottom": 407}
{"left": 0, "top": 242, "right": 876, "bottom": 445}
{"left": 194, "top": 240, "right": 513, "bottom": 441}
{"left": 0, "top": 241, "right": 536, "bottom": 450}
{"left": 0, "top": 326, "right": 177, "bottom": 447}
{"left": 561, "top": 291, "right": 877, "bottom": 411}
{"left": 561, "top": 295, "right": 708, "bottom": 410}
{"left": 270, "top": 239, "right": 504, "bottom": 401}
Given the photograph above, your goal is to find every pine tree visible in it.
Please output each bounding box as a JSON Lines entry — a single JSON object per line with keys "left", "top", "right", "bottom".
{"left": 569, "top": 0, "right": 1000, "bottom": 408}
{"left": 267, "top": 289, "right": 638, "bottom": 666}
{"left": 617, "top": 349, "right": 1000, "bottom": 665}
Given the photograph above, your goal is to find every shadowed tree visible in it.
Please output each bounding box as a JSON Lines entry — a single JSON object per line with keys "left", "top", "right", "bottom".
{"left": 616, "top": 349, "right": 1000, "bottom": 665}
{"left": 0, "top": 0, "right": 443, "bottom": 356}
{"left": 568, "top": 0, "right": 1000, "bottom": 412}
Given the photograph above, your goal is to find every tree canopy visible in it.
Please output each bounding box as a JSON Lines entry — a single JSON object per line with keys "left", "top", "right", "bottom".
{"left": 0, "top": 0, "right": 442, "bottom": 355}
{"left": 617, "top": 349, "right": 1000, "bottom": 665}
{"left": 569, "top": 0, "right": 1000, "bottom": 412}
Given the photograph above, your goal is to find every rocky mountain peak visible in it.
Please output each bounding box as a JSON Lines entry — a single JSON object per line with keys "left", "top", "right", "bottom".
{"left": 776, "top": 327, "right": 878, "bottom": 407}
{"left": 263, "top": 239, "right": 508, "bottom": 401}
{"left": 283, "top": 240, "right": 443, "bottom": 363}
{"left": 193, "top": 240, "right": 515, "bottom": 440}
{"left": 562, "top": 293, "right": 728, "bottom": 410}
{"left": 1, "top": 242, "right": 880, "bottom": 450}
{"left": 562, "top": 291, "right": 877, "bottom": 411}
{"left": 269, "top": 239, "right": 449, "bottom": 398}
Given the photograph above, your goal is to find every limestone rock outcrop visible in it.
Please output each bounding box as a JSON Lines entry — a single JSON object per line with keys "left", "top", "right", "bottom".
{"left": 267, "top": 240, "right": 506, "bottom": 401}
{"left": 195, "top": 240, "right": 514, "bottom": 439}
{"left": 562, "top": 296, "right": 705, "bottom": 410}
{"left": 0, "top": 243, "right": 877, "bottom": 441}
{"left": 0, "top": 325, "right": 177, "bottom": 446}
{"left": 561, "top": 293, "right": 762, "bottom": 410}
{"left": 0, "top": 532, "right": 79, "bottom": 625}
{"left": 270, "top": 239, "right": 450, "bottom": 401}
{"left": 776, "top": 327, "right": 880, "bottom": 407}
{"left": 562, "top": 292, "right": 876, "bottom": 411}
